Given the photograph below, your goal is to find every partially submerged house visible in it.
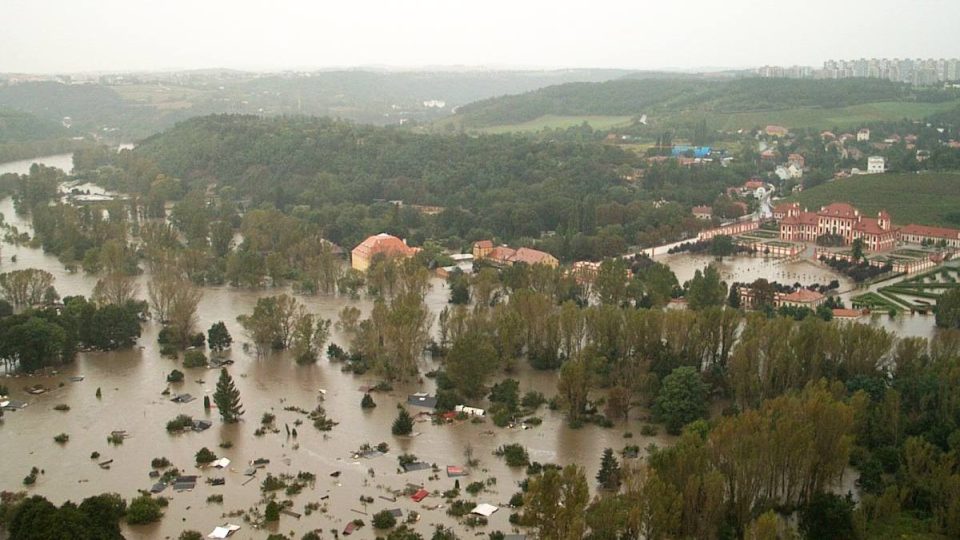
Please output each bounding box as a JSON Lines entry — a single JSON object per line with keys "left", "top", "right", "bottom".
{"left": 407, "top": 392, "right": 438, "bottom": 409}
{"left": 472, "top": 503, "right": 499, "bottom": 517}
{"left": 207, "top": 524, "right": 241, "bottom": 539}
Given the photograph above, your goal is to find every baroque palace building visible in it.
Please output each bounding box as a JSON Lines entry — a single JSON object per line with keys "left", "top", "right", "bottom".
{"left": 777, "top": 202, "right": 897, "bottom": 251}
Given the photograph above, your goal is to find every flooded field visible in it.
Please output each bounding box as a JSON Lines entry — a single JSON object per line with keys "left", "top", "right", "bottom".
{"left": 0, "top": 155, "right": 944, "bottom": 538}
{"left": 0, "top": 156, "right": 670, "bottom": 539}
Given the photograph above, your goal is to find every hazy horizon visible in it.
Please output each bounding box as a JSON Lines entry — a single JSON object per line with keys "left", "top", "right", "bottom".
{"left": 3, "top": 0, "right": 959, "bottom": 75}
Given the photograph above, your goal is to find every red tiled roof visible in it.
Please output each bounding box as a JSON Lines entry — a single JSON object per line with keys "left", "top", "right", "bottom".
{"left": 487, "top": 246, "right": 516, "bottom": 263}
{"left": 511, "top": 247, "right": 557, "bottom": 266}
{"left": 781, "top": 212, "right": 818, "bottom": 226}
{"left": 775, "top": 202, "right": 800, "bottom": 213}
{"left": 473, "top": 240, "right": 493, "bottom": 249}
{"left": 352, "top": 233, "right": 419, "bottom": 260}
{"left": 692, "top": 205, "right": 712, "bottom": 215}
{"left": 900, "top": 224, "right": 960, "bottom": 240}
{"left": 744, "top": 180, "right": 765, "bottom": 189}
{"left": 853, "top": 219, "right": 893, "bottom": 235}
{"left": 819, "top": 203, "right": 858, "bottom": 219}
{"left": 781, "top": 289, "right": 824, "bottom": 304}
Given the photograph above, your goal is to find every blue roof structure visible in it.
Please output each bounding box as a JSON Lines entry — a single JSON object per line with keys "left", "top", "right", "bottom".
{"left": 671, "top": 145, "right": 711, "bottom": 158}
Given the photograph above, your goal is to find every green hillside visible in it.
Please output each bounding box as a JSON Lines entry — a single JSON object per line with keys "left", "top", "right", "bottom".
{"left": 452, "top": 77, "right": 960, "bottom": 132}
{"left": 0, "top": 69, "right": 629, "bottom": 139}
{"left": 788, "top": 172, "right": 960, "bottom": 228}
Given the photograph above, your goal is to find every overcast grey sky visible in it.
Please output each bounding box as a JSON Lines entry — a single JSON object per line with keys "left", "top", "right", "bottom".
{"left": 3, "top": 0, "right": 959, "bottom": 73}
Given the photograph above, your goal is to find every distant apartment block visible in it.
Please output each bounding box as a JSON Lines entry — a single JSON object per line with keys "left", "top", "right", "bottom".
{"left": 867, "top": 156, "right": 885, "bottom": 174}
{"left": 756, "top": 58, "right": 960, "bottom": 86}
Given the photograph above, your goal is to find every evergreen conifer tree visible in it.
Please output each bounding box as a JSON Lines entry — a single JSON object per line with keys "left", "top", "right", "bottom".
{"left": 596, "top": 448, "right": 621, "bottom": 490}
{"left": 392, "top": 407, "right": 414, "bottom": 435}
{"left": 213, "top": 368, "right": 243, "bottom": 422}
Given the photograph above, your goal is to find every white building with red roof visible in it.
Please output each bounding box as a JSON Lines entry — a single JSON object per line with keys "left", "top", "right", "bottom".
{"left": 898, "top": 224, "right": 960, "bottom": 248}
{"left": 777, "top": 289, "right": 826, "bottom": 308}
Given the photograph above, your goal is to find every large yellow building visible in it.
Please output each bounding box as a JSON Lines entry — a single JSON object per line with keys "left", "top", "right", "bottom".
{"left": 351, "top": 233, "right": 420, "bottom": 272}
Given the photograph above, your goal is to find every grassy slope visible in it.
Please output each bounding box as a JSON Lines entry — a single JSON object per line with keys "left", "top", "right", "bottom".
{"left": 693, "top": 100, "right": 960, "bottom": 131}
{"left": 473, "top": 115, "right": 634, "bottom": 133}
{"left": 788, "top": 172, "right": 960, "bottom": 228}
{"left": 460, "top": 99, "right": 960, "bottom": 134}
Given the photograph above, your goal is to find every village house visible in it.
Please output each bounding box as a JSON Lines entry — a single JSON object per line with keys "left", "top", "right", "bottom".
{"left": 351, "top": 233, "right": 421, "bottom": 271}
{"left": 474, "top": 242, "right": 559, "bottom": 268}
{"left": 472, "top": 240, "right": 493, "bottom": 260}
{"left": 857, "top": 128, "right": 870, "bottom": 142}
{"left": 692, "top": 205, "right": 713, "bottom": 220}
{"left": 866, "top": 156, "right": 885, "bottom": 174}
{"left": 570, "top": 261, "right": 602, "bottom": 284}
{"left": 775, "top": 163, "right": 803, "bottom": 181}
{"left": 779, "top": 202, "right": 897, "bottom": 251}
{"left": 737, "top": 285, "right": 826, "bottom": 310}
{"left": 778, "top": 289, "right": 826, "bottom": 309}
{"left": 765, "top": 125, "right": 789, "bottom": 138}
{"left": 787, "top": 153, "right": 805, "bottom": 169}
{"left": 773, "top": 202, "right": 800, "bottom": 221}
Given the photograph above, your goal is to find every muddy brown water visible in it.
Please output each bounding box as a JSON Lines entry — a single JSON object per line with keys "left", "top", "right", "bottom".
{"left": 0, "top": 156, "right": 941, "bottom": 539}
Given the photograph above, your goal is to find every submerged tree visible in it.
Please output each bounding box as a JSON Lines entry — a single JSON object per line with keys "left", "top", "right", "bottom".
{"left": 207, "top": 321, "right": 233, "bottom": 353}
{"left": 392, "top": 407, "right": 414, "bottom": 436}
{"left": 213, "top": 368, "right": 243, "bottom": 423}
{"left": 596, "top": 448, "right": 622, "bottom": 490}
{"left": 523, "top": 464, "right": 589, "bottom": 540}
{"left": 0, "top": 268, "right": 55, "bottom": 309}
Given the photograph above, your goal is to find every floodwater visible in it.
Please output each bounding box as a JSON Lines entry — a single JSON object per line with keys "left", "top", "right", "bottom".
{"left": 0, "top": 153, "right": 75, "bottom": 176}
{"left": 0, "top": 155, "right": 944, "bottom": 539}
{"left": 0, "top": 156, "right": 672, "bottom": 539}
{"left": 656, "top": 251, "right": 942, "bottom": 341}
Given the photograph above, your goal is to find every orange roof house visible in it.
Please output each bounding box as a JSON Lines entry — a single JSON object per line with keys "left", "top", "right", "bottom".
{"left": 512, "top": 247, "right": 559, "bottom": 267}
{"left": 765, "top": 125, "right": 789, "bottom": 137}
{"left": 692, "top": 205, "right": 713, "bottom": 220}
{"left": 472, "top": 240, "right": 494, "bottom": 260}
{"left": 778, "top": 289, "right": 825, "bottom": 308}
{"left": 480, "top": 244, "right": 559, "bottom": 268}
{"left": 351, "top": 233, "right": 420, "bottom": 272}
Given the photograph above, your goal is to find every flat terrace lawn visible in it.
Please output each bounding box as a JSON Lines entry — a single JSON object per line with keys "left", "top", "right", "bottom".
{"left": 788, "top": 172, "right": 960, "bottom": 228}
{"left": 475, "top": 115, "right": 634, "bottom": 134}
{"left": 111, "top": 84, "right": 212, "bottom": 110}
{"left": 667, "top": 100, "right": 960, "bottom": 132}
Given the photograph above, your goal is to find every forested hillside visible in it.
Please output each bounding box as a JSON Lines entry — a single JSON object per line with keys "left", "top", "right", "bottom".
{"left": 0, "top": 108, "right": 89, "bottom": 162}
{"left": 0, "top": 69, "right": 629, "bottom": 139}
{"left": 453, "top": 77, "right": 960, "bottom": 127}
{"left": 79, "top": 114, "right": 755, "bottom": 257}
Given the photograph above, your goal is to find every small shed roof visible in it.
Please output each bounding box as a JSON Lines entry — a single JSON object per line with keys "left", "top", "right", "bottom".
{"left": 472, "top": 503, "right": 499, "bottom": 517}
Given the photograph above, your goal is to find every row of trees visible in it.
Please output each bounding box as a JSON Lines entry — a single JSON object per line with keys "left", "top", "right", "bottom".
{"left": 519, "top": 382, "right": 853, "bottom": 539}
{"left": 0, "top": 269, "right": 146, "bottom": 372}
{"left": 236, "top": 293, "right": 331, "bottom": 364}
